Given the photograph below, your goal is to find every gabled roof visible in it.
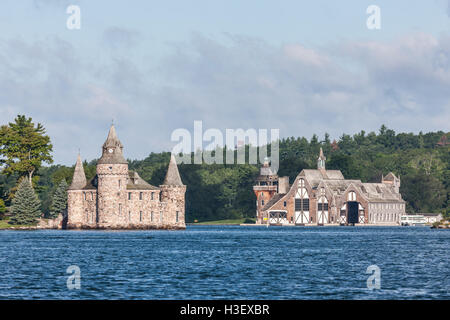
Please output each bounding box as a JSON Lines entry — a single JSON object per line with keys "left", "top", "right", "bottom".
{"left": 299, "top": 169, "right": 344, "bottom": 187}
{"left": 262, "top": 193, "right": 286, "bottom": 211}
{"left": 127, "top": 171, "right": 159, "bottom": 190}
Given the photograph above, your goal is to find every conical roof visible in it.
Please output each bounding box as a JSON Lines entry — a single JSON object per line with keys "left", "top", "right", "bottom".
{"left": 162, "top": 154, "right": 183, "bottom": 186}
{"left": 98, "top": 125, "right": 128, "bottom": 164}
{"left": 103, "top": 124, "right": 123, "bottom": 149}
{"left": 69, "top": 154, "right": 87, "bottom": 190}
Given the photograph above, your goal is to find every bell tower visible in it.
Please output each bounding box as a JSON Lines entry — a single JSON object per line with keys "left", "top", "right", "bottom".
{"left": 96, "top": 124, "right": 129, "bottom": 228}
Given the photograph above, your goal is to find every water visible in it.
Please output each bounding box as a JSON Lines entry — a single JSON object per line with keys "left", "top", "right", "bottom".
{"left": 0, "top": 226, "right": 448, "bottom": 299}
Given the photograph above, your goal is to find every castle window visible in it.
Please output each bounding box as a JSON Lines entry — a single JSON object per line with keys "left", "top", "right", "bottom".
{"left": 284, "top": 201, "right": 287, "bottom": 207}
{"left": 139, "top": 192, "right": 143, "bottom": 200}
{"left": 151, "top": 192, "right": 154, "bottom": 200}
{"left": 83, "top": 192, "right": 86, "bottom": 200}
{"left": 262, "top": 200, "right": 264, "bottom": 206}
{"left": 176, "top": 211, "right": 179, "bottom": 223}
{"left": 90, "top": 192, "right": 93, "bottom": 200}
{"left": 128, "top": 192, "right": 132, "bottom": 200}
{"left": 139, "top": 211, "right": 142, "bottom": 222}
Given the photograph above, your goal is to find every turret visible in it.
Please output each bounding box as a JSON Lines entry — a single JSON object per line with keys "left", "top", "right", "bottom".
{"left": 159, "top": 154, "right": 186, "bottom": 228}
{"left": 96, "top": 124, "right": 129, "bottom": 228}
{"left": 67, "top": 153, "right": 87, "bottom": 228}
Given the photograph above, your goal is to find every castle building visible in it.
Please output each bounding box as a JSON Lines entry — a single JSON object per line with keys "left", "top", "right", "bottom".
{"left": 67, "top": 125, "right": 186, "bottom": 229}
{"left": 254, "top": 148, "right": 406, "bottom": 226}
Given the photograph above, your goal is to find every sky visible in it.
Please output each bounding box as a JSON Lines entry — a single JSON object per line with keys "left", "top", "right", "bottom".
{"left": 0, "top": 0, "right": 449, "bottom": 165}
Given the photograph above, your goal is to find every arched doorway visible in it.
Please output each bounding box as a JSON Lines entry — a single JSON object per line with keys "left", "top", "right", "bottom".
{"left": 295, "top": 179, "right": 310, "bottom": 225}
{"left": 345, "top": 191, "right": 365, "bottom": 225}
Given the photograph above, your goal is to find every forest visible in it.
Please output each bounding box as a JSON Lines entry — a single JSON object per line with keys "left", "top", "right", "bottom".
{"left": 0, "top": 116, "right": 449, "bottom": 223}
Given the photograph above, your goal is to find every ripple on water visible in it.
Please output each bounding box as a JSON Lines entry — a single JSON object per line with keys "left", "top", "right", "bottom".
{"left": 0, "top": 226, "right": 448, "bottom": 299}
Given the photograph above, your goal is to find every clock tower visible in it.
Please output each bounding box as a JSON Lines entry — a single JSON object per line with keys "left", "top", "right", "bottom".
{"left": 96, "top": 124, "right": 129, "bottom": 228}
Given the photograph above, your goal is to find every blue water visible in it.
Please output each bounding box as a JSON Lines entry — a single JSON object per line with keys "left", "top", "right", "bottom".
{"left": 0, "top": 226, "right": 448, "bottom": 299}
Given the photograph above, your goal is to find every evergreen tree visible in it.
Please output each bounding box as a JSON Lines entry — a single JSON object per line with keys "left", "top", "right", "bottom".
{"left": 10, "top": 178, "right": 41, "bottom": 225}
{"left": 49, "top": 179, "right": 68, "bottom": 219}
{"left": 0, "top": 198, "right": 6, "bottom": 216}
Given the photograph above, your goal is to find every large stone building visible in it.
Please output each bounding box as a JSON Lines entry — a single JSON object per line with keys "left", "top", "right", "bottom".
{"left": 254, "top": 148, "right": 406, "bottom": 226}
{"left": 67, "top": 125, "right": 186, "bottom": 229}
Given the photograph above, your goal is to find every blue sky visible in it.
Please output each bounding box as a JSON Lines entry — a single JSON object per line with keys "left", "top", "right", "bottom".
{"left": 0, "top": 0, "right": 450, "bottom": 165}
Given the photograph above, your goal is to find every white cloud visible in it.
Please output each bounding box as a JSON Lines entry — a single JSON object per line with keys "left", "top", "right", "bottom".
{"left": 0, "top": 32, "right": 449, "bottom": 165}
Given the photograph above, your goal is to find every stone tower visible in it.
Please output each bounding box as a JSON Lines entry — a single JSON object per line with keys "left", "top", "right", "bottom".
{"left": 67, "top": 153, "right": 87, "bottom": 229}
{"left": 159, "top": 154, "right": 186, "bottom": 228}
{"left": 96, "top": 125, "right": 129, "bottom": 228}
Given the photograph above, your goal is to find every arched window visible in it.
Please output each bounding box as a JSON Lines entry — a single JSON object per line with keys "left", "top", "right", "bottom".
{"left": 347, "top": 191, "right": 357, "bottom": 202}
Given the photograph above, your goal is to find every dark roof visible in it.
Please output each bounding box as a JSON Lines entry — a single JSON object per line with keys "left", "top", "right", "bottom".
{"left": 262, "top": 193, "right": 286, "bottom": 211}
{"left": 127, "top": 171, "right": 159, "bottom": 190}
{"left": 82, "top": 175, "right": 98, "bottom": 190}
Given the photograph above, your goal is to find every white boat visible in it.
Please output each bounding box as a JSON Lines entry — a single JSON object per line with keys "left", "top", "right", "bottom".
{"left": 400, "top": 215, "right": 427, "bottom": 226}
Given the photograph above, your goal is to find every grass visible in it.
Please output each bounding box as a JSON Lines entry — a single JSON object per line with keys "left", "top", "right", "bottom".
{"left": 192, "top": 218, "right": 255, "bottom": 225}
{"left": 0, "top": 217, "right": 37, "bottom": 229}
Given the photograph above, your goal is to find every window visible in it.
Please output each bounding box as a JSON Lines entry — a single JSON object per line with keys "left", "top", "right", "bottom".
{"left": 347, "top": 191, "right": 357, "bottom": 202}
{"left": 262, "top": 200, "right": 264, "bottom": 206}
{"left": 140, "top": 211, "right": 142, "bottom": 222}
{"left": 128, "top": 192, "right": 132, "bottom": 200}
{"left": 284, "top": 201, "right": 287, "bottom": 207}
{"left": 295, "top": 198, "right": 309, "bottom": 211}
{"left": 139, "top": 192, "right": 143, "bottom": 200}
{"left": 302, "top": 199, "right": 309, "bottom": 211}
{"left": 83, "top": 192, "right": 86, "bottom": 200}
{"left": 176, "top": 211, "right": 179, "bottom": 223}
{"left": 151, "top": 192, "right": 154, "bottom": 200}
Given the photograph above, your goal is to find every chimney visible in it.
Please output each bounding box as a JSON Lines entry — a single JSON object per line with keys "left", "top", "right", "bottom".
{"left": 278, "top": 176, "right": 290, "bottom": 194}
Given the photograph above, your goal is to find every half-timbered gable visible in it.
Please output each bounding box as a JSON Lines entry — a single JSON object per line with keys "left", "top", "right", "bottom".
{"left": 254, "top": 148, "right": 406, "bottom": 226}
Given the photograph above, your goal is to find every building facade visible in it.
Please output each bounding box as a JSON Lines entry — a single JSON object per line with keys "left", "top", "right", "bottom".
{"left": 67, "top": 125, "right": 186, "bottom": 229}
{"left": 254, "top": 148, "right": 406, "bottom": 226}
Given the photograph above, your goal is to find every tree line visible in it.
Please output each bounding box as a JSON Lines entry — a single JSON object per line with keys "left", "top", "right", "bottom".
{"left": 0, "top": 115, "right": 449, "bottom": 224}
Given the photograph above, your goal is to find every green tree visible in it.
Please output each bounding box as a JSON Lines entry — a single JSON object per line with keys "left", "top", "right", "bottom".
{"left": 9, "top": 178, "right": 41, "bottom": 225}
{"left": 0, "top": 198, "right": 6, "bottom": 216}
{"left": 49, "top": 179, "right": 68, "bottom": 219}
{"left": 0, "top": 115, "right": 53, "bottom": 183}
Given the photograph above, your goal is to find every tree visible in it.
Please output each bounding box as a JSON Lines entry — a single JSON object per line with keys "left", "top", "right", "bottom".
{"left": 0, "top": 198, "right": 6, "bottom": 216}
{"left": 0, "top": 115, "right": 53, "bottom": 183}
{"left": 49, "top": 179, "right": 68, "bottom": 219}
{"left": 9, "top": 178, "right": 42, "bottom": 225}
